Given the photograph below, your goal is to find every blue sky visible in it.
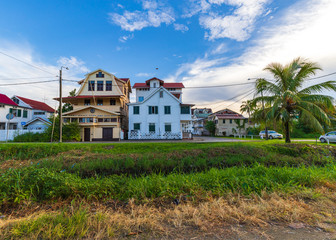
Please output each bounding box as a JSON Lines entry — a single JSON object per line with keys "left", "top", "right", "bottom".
{"left": 0, "top": 0, "right": 335, "bottom": 112}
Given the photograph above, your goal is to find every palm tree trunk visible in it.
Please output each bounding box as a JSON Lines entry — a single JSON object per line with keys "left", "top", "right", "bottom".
{"left": 285, "top": 121, "right": 291, "bottom": 143}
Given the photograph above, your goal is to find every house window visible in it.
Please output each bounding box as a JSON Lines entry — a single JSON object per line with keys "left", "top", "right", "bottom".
{"left": 110, "top": 99, "right": 116, "bottom": 105}
{"left": 138, "top": 96, "right": 144, "bottom": 102}
{"left": 164, "top": 106, "right": 171, "bottom": 114}
{"left": 96, "top": 71, "right": 104, "bottom": 78}
{"left": 71, "top": 118, "right": 78, "bottom": 122}
{"left": 98, "top": 118, "right": 103, "bottom": 122}
{"left": 0, "top": 104, "right": 5, "bottom": 108}
{"left": 88, "top": 81, "right": 95, "bottom": 91}
{"left": 215, "top": 120, "right": 218, "bottom": 124}
{"left": 134, "top": 123, "right": 140, "bottom": 130}
{"left": 106, "top": 81, "right": 112, "bottom": 91}
{"left": 17, "top": 109, "right": 22, "bottom": 117}
{"left": 97, "top": 81, "right": 104, "bottom": 91}
{"left": 104, "top": 118, "right": 111, "bottom": 122}
{"left": 148, "top": 106, "right": 158, "bottom": 114}
{"left": 111, "top": 118, "right": 117, "bottom": 122}
{"left": 33, "top": 111, "right": 45, "bottom": 115}
{"left": 97, "top": 99, "right": 103, "bottom": 106}
{"left": 23, "top": 110, "right": 28, "bottom": 118}
{"left": 165, "top": 123, "right": 171, "bottom": 132}
{"left": 222, "top": 119, "right": 225, "bottom": 124}
{"left": 149, "top": 123, "right": 155, "bottom": 132}
{"left": 79, "top": 118, "right": 85, "bottom": 123}
{"left": 133, "top": 106, "right": 140, "bottom": 114}
{"left": 153, "top": 83, "right": 157, "bottom": 88}
{"left": 181, "top": 106, "right": 190, "bottom": 114}
{"left": 160, "top": 91, "right": 163, "bottom": 98}
{"left": 84, "top": 99, "right": 91, "bottom": 106}
{"left": 230, "top": 119, "right": 233, "bottom": 124}
{"left": 86, "top": 118, "right": 93, "bottom": 123}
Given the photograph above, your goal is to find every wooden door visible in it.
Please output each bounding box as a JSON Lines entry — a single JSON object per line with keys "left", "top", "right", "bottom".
{"left": 84, "top": 128, "right": 90, "bottom": 141}
{"left": 102, "top": 128, "right": 113, "bottom": 141}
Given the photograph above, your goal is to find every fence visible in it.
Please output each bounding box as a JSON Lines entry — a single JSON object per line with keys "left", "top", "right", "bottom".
{"left": 0, "top": 129, "right": 44, "bottom": 142}
{"left": 129, "top": 131, "right": 183, "bottom": 140}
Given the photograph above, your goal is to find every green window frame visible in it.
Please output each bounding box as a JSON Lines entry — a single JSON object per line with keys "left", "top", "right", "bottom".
{"left": 148, "top": 106, "right": 158, "bottom": 114}
{"left": 17, "top": 109, "right": 22, "bottom": 117}
{"left": 23, "top": 110, "right": 28, "bottom": 118}
{"left": 133, "top": 106, "right": 140, "bottom": 114}
{"left": 165, "top": 123, "right": 171, "bottom": 132}
{"left": 181, "top": 106, "right": 190, "bottom": 114}
{"left": 149, "top": 123, "right": 155, "bottom": 132}
{"left": 164, "top": 106, "right": 171, "bottom": 114}
{"left": 134, "top": 123, "right": 140, "bottom": 130}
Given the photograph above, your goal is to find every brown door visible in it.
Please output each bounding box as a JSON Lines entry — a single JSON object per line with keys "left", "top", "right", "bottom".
{"left": 102, "top": 128, "right": 113, "bottom": 141}
{"left": 84, "top": 128, "right": 90, "bottom": 141}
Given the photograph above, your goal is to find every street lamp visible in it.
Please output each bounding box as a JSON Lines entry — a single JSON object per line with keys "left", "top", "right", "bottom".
{"left": 59, "top": 66, "right": 69, "bottom": 143}
{"left": 248, "top": 78, "right": 269, "bottom": 140}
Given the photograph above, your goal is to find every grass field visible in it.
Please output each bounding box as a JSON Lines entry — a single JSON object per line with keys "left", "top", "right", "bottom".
{"left": 0, "top": 141, "right": 336, "bottom": 239}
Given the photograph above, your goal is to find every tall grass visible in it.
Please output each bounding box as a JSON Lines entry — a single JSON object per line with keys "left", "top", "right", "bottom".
{"left": 1, "top": 164, "right": 335, "bottom": 205}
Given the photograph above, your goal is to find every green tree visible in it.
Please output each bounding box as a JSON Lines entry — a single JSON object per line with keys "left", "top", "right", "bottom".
{"left": 62, "top": 89, "right": 76, "bottom": 113}
{"left": 45, "top": 116, "right": 81, "bottom": 142}
{"left": 240, "top": 100, "right": 255, "bottom": 121}
{"left": 252, "top": 57, "right": 336, "bottom": 143}
{"left": 205, "top": 120, "right": 216, "bottom": 136}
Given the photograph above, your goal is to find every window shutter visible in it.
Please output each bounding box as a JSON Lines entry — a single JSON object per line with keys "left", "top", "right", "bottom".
{"left": 155, "top": 106, "right": 158, "bottom": 114}
{"left": 18, "top": 109, "right": 22, "bottom": 117}
{"left": 9, "top": 108, "right": 12, "bottom": 113}
{"left": 148, "top": 106, "right": 152, "bottom": 114}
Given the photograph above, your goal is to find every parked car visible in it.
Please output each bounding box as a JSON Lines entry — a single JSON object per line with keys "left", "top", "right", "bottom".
{"left": 319, "top": 131, "right": 336, "bottom": 143}
{"left": 259, "top": 130, "right": 283, "bottom": 139}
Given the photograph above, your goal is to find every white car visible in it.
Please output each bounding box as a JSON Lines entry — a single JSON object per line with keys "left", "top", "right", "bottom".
{"left": 319, "top": 131, "right": 336, "bottom": 143}
{"left": 259, "top": 130, "right": 283, "bottom": 139}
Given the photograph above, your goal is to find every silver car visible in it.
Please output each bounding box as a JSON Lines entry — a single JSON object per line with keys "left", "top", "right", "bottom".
{"left": 319, "top": 131, "right": 336, "bottom": 143}
{"left": 259, "top": 130, "right": 283, "bottom": 139}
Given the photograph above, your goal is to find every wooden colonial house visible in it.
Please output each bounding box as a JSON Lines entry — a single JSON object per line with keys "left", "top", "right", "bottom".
{"left": 56, "top": 69, "right": 131, "bottom": 141}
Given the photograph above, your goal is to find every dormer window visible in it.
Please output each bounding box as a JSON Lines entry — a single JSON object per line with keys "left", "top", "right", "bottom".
{"left": 97, "top": 81, "right": 103, "bottom": 91}
{"left": 88, "top": 81, "right": 95, "bottom": 91}
{"left": 96, "top": 71, "right": 104, "bottom": 78}
{"left": 153, "top": 83, "right": 157, "bottom": 88}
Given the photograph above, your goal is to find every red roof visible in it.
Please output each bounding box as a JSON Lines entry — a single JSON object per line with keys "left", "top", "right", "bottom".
{"left": 133, "top": 82, "right": 184, "bottom": 88}
{"left": 216, "top": 114, "right": 246, "bottom": 120}
{"left": 16, "top": 96, "right": 54, "bottom": 113}
{"left": 0, "top": 93, "right": 18, "bottom": 106}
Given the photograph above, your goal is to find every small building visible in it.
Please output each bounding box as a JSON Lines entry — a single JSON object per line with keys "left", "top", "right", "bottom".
{"left": 191, "top": 108, "right": 212, "bottom": 135}
{"left": 55, "top": 69, "right": 131, "bottom": 141}
{"left": 208, "top": 109, "right": 248, "bottom": 136}
{"left": 128, "top": 77, "right": 193, "bottom": 139}
{"left": 0, "top": 93, "right": 22, "bottom": 130}
{"left": 11, "top": 95, "right": 55, "bottom": 130}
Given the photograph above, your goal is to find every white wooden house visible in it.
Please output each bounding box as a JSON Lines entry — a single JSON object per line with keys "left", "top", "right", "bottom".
{"left": 128, "top": 77, "right": 193, "bottom": 139}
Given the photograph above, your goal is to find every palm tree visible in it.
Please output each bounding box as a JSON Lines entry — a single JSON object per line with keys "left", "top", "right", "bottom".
{"left": 252, "top": 57, "right": 336, "bottom": 143}
{"left": 240, "top": 100, "right": 254, "bottom": 120}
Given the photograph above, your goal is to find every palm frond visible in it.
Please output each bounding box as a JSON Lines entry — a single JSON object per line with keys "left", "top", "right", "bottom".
{"left": 299, "top": 81, "right": 336, "bottom": 94}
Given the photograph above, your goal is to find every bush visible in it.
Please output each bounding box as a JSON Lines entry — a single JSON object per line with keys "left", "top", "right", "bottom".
{"left": 12, "top": 132, "right": 48, "bottom": 142}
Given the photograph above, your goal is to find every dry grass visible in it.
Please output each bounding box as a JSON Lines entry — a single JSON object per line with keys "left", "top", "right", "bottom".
{"left": 1, "top": 190, "right": 336, "bottom": 239}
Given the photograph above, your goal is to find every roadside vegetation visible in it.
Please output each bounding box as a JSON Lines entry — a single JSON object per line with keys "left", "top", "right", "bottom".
{"left": 1, "top": 142, "right": 336, "bottom": 239}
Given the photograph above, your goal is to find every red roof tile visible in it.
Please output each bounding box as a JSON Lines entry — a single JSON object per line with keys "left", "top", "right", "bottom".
{"left": 16, "top": 96, "right": 54, "bottom": 113}
{"left": 0, "top": 93, "right": 18, "bottom": 106}
{"left": 216, "top": 114, "right": 246, "bottom": 120}
{"left": 133, "top": 82, "right": 184, "bottom": 88}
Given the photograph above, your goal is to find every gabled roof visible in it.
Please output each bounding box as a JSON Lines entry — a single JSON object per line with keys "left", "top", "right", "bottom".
{"left": 16, "top": 96, "right": 54, "bottom": 113}
{"left": 145, "top": 77, "right": 164, "bottom": 85}
{"left": 0, "top": 93, "right": 18, "bottom": 106}
{"left": 63, "top": 106, "right": 120, "bottom": 116}
{"left": 210, "top": 108, "right": 246, "bottom": 120}
{"left": 24, "top": 117, "right": 51, "bottom": 126}
{"left": 128, "top": 86, "right": 182, "bottom": 105}
{"left": 133, "top": 82, "right": 185, "bottom": 88}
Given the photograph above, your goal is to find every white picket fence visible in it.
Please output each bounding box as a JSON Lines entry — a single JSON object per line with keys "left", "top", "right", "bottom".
{"left": 0, "top": 129, "right": 45, "bottom": 142}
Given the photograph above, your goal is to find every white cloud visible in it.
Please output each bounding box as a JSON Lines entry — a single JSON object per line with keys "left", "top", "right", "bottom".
{"left": 0, "top": 41, "right": 89, "bottom": 108}
{"left": 211, "top": 43, "right": 228, "bottom": 55}
{"left": 173, "top": 23, "right": 189, "bottom": 32}
{"left": 109, "top": 0, "right": 175, "bottom": 31}
{"left": 199, "top": 0, "right": 271, "bottom": 41}
{"left": 136, "top": 72, "right": 151, "bottom": 77}
{"left": 166, "top": 0, "right": 336, "bottom": 112}
{"left": 119, "top": 34, "right": 134, "bottom": 42}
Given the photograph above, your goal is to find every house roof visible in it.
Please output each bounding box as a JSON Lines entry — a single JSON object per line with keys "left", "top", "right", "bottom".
{"left": 133, "top": 82, "right": 185, "bottom": 88}
{"left": 210, "top": 108, "right": 246, "bottom": 120}
{"left": 24, "top": 117, "right": 51, "bottom": 126}
{"left": 54, "top": 95, "right": 122, "bottom": 101}
{"left": 16, "top": 96, "right": 54, "bottom": 113}
{"left": 63, "top": 106, "right": 120, "bottom": 116}
{"left": 0, "top": 93, "right": 18, "bottom": 106}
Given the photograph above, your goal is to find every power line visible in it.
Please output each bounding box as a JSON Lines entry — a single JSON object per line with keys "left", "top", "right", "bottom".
{"left": 0, "top": 76, "right": 55, "bottom": 80}
{"left": 307, "top": 71, "right": 336, "bottom": 81}
{"left": 226, "top": 89, "right": 256, "bottom": 108}
{"left": 212, "top": 88, "right": 255, "bottom": 110}
{"left": 0, "top": 79, "right": 58, "bottom": 86}
{"left": 0, "top": 51, "right": 56, "bottom": 76}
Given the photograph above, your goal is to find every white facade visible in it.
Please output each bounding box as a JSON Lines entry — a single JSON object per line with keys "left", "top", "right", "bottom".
{"left": 0, "top": 104, "right": 30, "bottom": 130}
{"left": 128, "top": 79, "right": 193, "bottom": 140}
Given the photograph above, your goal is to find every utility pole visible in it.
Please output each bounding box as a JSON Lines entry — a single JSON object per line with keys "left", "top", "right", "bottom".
{"left": 59, "top": 66, "right": 69, "bottom": 143}
{"left": 59, "top": 69, "right": 63, "bottom": 143}
{"left": 261, "top": 88, "right": 268, "bottom": 140}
